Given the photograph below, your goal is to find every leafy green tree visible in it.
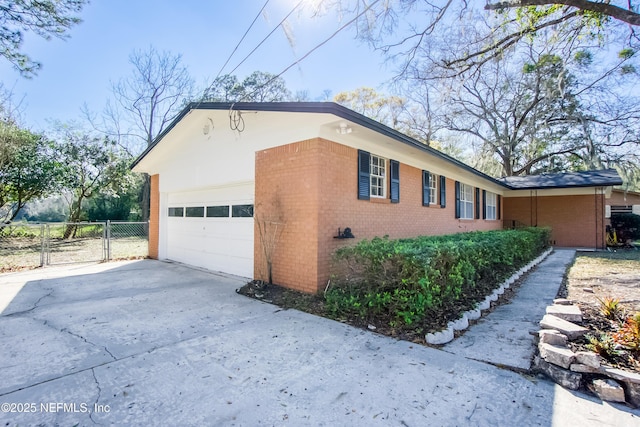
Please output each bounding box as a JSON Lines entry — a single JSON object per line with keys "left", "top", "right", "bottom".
{"left": 202, "top": 71, "right": 292, "bottom": 102}
{"left": 55, "top": 129, "right": 134, "bottom": 235}
{"left": 85, "top": 163, "right": 143, "bottom": 221}
{"left": 0, "top": 0, "right": 88, "bottom": 77}
{"left": 0, "top": 121, "right": 63, "bottom": 221}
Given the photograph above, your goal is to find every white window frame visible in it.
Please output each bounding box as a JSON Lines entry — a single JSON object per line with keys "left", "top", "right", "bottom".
{"left": 485, "top": 192, "right": 497, "bottom": 220}
{"left": 370, "top": 155, "right": 386, "bottom": 198}
{"left": 429, "top": 173, "right": 438, "bottom": 205}
{"left": 460, "top": 183, "right": 474, "bottom": 219}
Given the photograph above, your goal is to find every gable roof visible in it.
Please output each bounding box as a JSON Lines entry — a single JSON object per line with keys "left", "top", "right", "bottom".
{"left": 498, "top": 169, "right": 623, "bottom": 190}
{"left": 132, "top": 101, "right": 622, "bottom": 191}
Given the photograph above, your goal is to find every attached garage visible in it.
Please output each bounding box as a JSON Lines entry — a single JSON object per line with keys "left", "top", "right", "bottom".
{"left": 164, "top": 184, "right": 254, "bottom": 278}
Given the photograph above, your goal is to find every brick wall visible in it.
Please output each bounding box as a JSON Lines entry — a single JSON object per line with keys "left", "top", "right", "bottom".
{"left": 149, "top": 174, "right": 160, "bottom": 259}
{"left": 256, "top": 138, "right": 503, "bottom": 293}
{"left": 503, "top": 193, "right": 606, "bottom": 248}
{"left": 609, "top": 190, "right": 640, "bottom": 206}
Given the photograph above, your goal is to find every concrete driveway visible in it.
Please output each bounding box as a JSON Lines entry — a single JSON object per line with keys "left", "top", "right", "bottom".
{"left": 0, "top": 260, "right": 638, "bottom": 426}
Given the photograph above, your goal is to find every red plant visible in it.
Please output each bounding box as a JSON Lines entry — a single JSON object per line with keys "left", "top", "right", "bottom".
{"left": 613, "top": 313, "right": 640, "bottom": 353}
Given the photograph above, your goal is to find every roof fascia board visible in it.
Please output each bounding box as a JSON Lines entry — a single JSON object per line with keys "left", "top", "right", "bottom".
{"left": 131, "top": 102, "right": 511, "bottom": 190}
{"left": 130, "top": 102, "right": 623, "bottom": 194}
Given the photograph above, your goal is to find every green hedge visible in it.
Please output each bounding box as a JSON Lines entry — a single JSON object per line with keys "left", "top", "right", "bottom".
{"left": 326, "top": 228, "right": 550, "bottom": 330}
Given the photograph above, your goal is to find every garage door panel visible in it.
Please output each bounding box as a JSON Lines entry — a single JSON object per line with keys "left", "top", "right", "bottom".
{"left": 165, "top": 186, "right": 254, "bottom": 278}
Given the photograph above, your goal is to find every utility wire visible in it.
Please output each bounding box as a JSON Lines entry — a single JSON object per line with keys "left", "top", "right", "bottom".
{"left": 239, "top": 0, "right": 381, "bottom": 103}
{"left": 225, "top": 0, "right": 305, "bottom": 78}
{"left": 212, "top": 0, "right": 271, "bottom": 82}
{"left": 197, "top": 0, "right": 302, "bottom": 105}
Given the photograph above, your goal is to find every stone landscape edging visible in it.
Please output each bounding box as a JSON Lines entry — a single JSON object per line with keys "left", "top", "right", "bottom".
{"left": 534, "top": 301, "right": 640, "bottom": 407}
{"left": 425, "top": 248, "right": 554, "bottom": 345}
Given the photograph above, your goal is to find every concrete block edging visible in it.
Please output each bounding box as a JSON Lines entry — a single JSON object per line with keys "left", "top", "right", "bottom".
{"left": 425, "top": 248, "right": 553, "bottom": 345}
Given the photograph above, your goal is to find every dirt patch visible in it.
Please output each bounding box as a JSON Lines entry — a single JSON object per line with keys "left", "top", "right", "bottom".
{"left": 559, "top": 250, "right": 640, "bottom": 372}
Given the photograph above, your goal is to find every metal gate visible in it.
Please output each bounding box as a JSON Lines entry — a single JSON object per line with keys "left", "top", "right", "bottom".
{"left": 0, "top": 222, "right": 148, "bottom": 271}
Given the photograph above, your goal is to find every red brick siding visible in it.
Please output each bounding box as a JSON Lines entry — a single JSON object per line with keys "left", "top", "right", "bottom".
{"left": 256, "top": 138, "right": 503, "bottom": 293}
{"left": 149, "top": 174, "right": 160, "bottom": 259}
{"left": 503, "top": 194, "right": 606, "bottom": 248}
{"left": 609, "top": 190, "right": 640, "bottom": 206}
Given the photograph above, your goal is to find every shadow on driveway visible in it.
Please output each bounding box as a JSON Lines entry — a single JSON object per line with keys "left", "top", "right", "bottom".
{"left": 0, "top": 260, "right": 638, "bottom": 426}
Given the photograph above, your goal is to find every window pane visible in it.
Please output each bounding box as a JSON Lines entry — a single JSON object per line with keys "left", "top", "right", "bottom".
{"left": 369, "top": 155, "right": 386, "bottom": 198}
{"left": 485, "top": 192, "right": 497, "bottom": 220}
{"left": 206, "top": 205, "right": 230, "bottom": 217}
{"left": 429, "top": 173, "right": 437, "bottom": 204}
{"left": 185, "top": 207, "right": 205, "bottom": 217}
{"left": 232, "top": 204, "right": 254, "bottom": 217}
{"left": 168, "top": 207, "right": 183, "bottom": 217}
{"left": 459, "top": 184, "right": 474, "bottom": 219}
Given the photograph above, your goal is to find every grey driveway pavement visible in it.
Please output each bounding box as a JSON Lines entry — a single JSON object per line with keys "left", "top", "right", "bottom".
{"left": 0, "top": 260, "right": 638, "bottom": 426}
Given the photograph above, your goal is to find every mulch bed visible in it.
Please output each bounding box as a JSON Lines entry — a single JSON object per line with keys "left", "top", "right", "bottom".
{"left": 237, "top": 273, "right": 530, "bottom": 347}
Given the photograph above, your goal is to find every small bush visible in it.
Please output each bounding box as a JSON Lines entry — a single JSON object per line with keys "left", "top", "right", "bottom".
{"left": 586, "top": 333, "right": 620, "bottom": 358}
{"left": 613, "top": 312, "right": 640, "bottom": 354}
{"left": 596, "top": 296, "right": 624, "bottom": 321}
{"left": 327, "top": 228, "right": 550, "bottom": 329}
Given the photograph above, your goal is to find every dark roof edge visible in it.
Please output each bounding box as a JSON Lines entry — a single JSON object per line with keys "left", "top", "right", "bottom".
{"left": 131, "top": 101, "right": 510, "bottom": 188}
{"left": 507, "top": 180, "right": 623, "bottom": 191}
{"left": 130, "top": 102, "right": 623, "bottom": 192}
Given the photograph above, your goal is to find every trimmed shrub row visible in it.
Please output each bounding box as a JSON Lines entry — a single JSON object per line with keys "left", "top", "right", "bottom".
{"left": 326, "top": 228, "right": 550, "bottom": 330}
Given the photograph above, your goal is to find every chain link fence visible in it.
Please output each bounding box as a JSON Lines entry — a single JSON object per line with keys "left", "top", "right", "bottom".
{"left": 0, "top": 221, "right": 148, "bottom": 272}
{"left": 0, "top": 223, "right": 45, "bottom": 270}
{"left": 106, "top": 222, "right": 149, "bottom": 260}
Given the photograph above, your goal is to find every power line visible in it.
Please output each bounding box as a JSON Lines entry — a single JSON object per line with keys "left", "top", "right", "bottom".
{"left": 225, "top": 0, "right": 305, "bottom": 78}
{"left": 199, "top": 0, "right": 304, "bottom": 103}
{"left": 239, "top": 0, "right": 382, "bottom": 103}
{"left": 212, "top": 0, "right": 271, "bottom": 81}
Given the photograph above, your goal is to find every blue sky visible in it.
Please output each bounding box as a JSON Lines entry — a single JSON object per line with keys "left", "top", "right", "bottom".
{"left": 0, "top": 0, "right": 395, "bottom": 131}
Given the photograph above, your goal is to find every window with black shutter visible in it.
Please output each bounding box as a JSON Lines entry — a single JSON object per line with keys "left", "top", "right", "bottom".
{"left": 422, "top": 170, "right": 430, "bottom": 207}
{"left": 482, "top": 190, "right": 487, "bottom": 220}
{"left": 357, "top": 150, "right": 370, "bottom": 200}
{"left": 390, "top": 160, "right": 400, "bottom": 203}
{"left": 455, "top": 181, "right": 461, "bottom": 218}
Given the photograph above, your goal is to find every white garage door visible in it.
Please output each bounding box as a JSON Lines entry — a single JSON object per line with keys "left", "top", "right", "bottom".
{"left": 165, "top": 185, "right": 254, "bottom": 278}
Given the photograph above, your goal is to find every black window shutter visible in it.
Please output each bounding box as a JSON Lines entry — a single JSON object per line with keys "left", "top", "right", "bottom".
{"left": 455, "top": 181, "right": 461, "bottom": 219}
{"left": 390, "top": 159, "right": 400, "bottom": 203}
{"left": 497, "top": 195, "right": 502, "bottom": 220}
{"left": 482, "top": 190, "right": 487, "bottom": 220}
{"left": 475, "top": 187, "right": 480, "bottom": 219}
{"left": 422, "top": 170, "right": 430, "bottom": 207}
{"left": 440, "top": 175, "right": 446, "bottom": 208}
{"left": 358, "top": 150, "right": 370, "bottom": 200}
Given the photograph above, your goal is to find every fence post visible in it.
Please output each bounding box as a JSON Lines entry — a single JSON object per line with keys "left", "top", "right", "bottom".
{"left": 45, "top": 224, "right": 50, "bottom": 265}
{"left": 39, "top": 224, "right": 44, "bottom": 267}
{"left": 106, "top": 220, "right": 111, "bottom": 261}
